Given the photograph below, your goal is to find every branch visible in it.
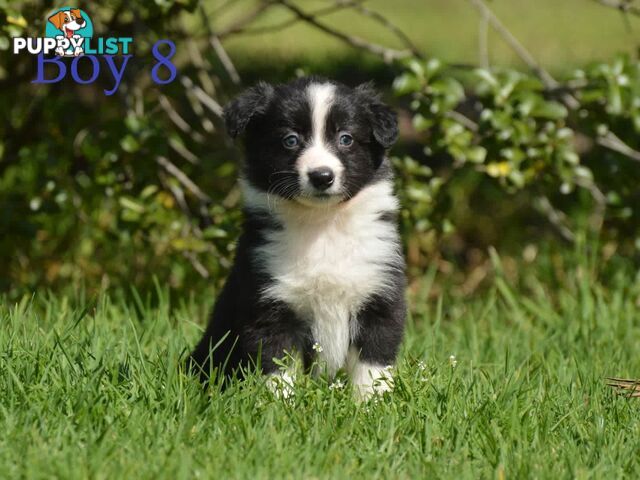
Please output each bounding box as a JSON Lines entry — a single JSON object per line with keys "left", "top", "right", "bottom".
{"left": 347, "top": 1, "right": 423, "bottom": 59}
{"left": 535, "top": 196, "right": 576, "bottom": 243}
{"left": 273, "top": 0, "right": 412, "bottom": 63}
{"left": 597, "top": 130, "right": 640, "bottom": 163}
{"left": 199, "top": 5, "right": 241, "bottom": 85}
{"left": 466, "top": 0, "right": 580, "bottom": 109}
{"left": 180, "top": 76, "right": 224, "bottom": 118}
{"left": 156, "top": 156, "right": 211, "bottom": 204}
{"left": 592, "top": 0, "right": 640, "bottom": 16}
{"left": 216, "top": 1, "right": 274, "bottom": 38}
{"left": 221, "top": 0, "right": 366, "bottom": 38}
{"left": 183, "top": 251, "right": 210, "bottom": 279}
{"left": 478, "top": 8, "right": 490, "bottom": 69}
{"left": 169, "top": 137, "right": 201, "bottom": 165}
{"left": 158, "top": 94, "right": 206, "bottom": 144}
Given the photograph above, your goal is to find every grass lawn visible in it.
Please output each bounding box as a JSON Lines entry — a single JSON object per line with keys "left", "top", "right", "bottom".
{"left": 2, "top": 263, "right": 640, "bottom": 478}
{"left": 211, "top": 0, "right": 640, "bottom": 74}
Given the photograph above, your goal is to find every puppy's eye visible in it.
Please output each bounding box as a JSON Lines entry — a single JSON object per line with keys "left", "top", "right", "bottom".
{"left": 339, "top": 133, "right": 353, "bottom": 147}
{"left": 64, "top": 18, "right": 69, "bottom": 23}
{"left": 282, "top": 134, "right": 300, "bottom": 149}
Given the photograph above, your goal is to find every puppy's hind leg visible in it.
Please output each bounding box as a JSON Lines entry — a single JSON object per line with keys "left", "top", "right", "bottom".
{"left": 348, "top": 293, "right": 405, "bottom": 401}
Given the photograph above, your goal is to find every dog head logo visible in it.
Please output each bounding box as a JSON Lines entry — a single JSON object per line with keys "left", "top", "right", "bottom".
{"left": 45, "top": 7, "right": 93, "bottom": 57}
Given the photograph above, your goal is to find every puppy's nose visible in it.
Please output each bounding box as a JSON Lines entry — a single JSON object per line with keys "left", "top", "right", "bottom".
{"left": 308, "top": 167, "right": 335, "bottom": 191}
{"left": 76, "top": 17, "right": 85, "bottom": 25}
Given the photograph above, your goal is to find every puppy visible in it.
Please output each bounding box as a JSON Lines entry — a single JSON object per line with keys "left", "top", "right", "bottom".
{"left": 48, "top": 9, "right": 86, "bottom": 56}
{"left": 189, "top": 77, "right": 406, "bottom": 399}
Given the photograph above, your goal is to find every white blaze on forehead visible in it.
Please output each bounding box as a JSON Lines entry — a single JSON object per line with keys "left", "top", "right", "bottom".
{"left": 297, "top": 82, "right": 344, "bottom": 195}
{"left": 307, "top": 82, "right": 335, "bottom": 144}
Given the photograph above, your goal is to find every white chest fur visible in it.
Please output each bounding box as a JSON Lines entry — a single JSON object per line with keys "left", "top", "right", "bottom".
{"left": 244, "top": 180, "right": 401, "bottom": 375}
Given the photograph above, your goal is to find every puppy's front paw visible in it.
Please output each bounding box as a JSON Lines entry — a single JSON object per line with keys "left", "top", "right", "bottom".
{"left": 55, "top": 47, "right": 65, "bottom": 56}
{"left": 266, "top": 370, "right": 296, "bottom": 399}
{"left": 351, "top": 363, "right": 394, "bottom": 402}
{"left": 74, "top": 47, "right": 83, "bottom": 56}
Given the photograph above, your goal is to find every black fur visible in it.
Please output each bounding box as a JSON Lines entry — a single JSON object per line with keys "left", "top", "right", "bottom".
{"left": 188, "top": 77, "right": 406, "bottom": 385}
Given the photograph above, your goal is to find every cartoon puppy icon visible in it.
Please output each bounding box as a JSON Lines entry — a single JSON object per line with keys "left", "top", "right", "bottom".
{"left": 48, "top": 8, "right": 87, "bottom": 56}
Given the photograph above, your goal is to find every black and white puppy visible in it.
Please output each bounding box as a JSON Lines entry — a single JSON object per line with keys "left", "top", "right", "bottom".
{"left": 189, "top": 77, "right": 406, "bottom": 399}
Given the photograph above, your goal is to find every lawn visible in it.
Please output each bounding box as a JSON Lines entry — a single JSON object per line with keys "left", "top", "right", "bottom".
{"left": 211, "top": 0, "right": 640, "bottom": 74}
{"left": 2, "top": 262, "right": 640, "bottom": 478}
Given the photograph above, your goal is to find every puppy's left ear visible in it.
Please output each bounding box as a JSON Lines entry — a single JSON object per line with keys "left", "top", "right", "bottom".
{"left": 223, "top": 81, "right": 274, "bottom": 139}
{"left": 356, "top": 82, "right": 399, "bottom": 149}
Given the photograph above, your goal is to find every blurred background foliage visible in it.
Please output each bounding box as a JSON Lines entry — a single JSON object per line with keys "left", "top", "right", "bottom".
{"left": 2, "top": 0, "right": 640, "bottom": 300}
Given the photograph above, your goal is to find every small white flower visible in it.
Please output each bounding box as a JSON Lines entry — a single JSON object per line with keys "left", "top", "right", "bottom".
{"left": 449, "top": 355, "right": 458, "bottom": 368}
{"left": 329, "top": 379, "right": 345, "bottom": 390}
{"left": 312, "top": 342, "right": 323, "bottom": 353}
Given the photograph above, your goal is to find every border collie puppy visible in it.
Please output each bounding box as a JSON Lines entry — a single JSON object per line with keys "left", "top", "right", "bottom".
{"left": 189, "top": 77, "right": 406, "bottom": 399}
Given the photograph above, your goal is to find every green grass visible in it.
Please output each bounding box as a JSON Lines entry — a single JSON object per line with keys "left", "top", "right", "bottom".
{"left": 209, "top": 0, "right": 640, "bottom": 74}
{"left": 2, "top": 266, "right": 640, "bottom": 479}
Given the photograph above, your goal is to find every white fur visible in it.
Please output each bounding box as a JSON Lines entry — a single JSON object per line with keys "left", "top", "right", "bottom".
{"left": 243, "top": 179, "right": 401, "bottom": 376}
{"left": 347, "top": 347, "right": 394, "bottom": 400}
{"left": 296, "top": 83, "right": 344, "bottom": 196}
{"left": 266, "top": 369, "right": 296, "bottom": 399}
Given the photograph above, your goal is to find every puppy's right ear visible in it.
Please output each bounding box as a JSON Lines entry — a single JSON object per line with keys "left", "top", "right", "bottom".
{"left": 223, "top": 82, "right": 274, "bottom": 138}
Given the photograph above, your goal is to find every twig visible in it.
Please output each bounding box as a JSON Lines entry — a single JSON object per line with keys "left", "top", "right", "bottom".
{"left": 535, "top": 196, "right": 576, "bottom": 243}
{"left": 274, "top": 0, "right": 412, "bottom": 63}
{"left": 169, "top": 137, "right": 201, "bottom": 165}
{"left": 466, "top": 0, "right": 557, "bottom": 88}
{"left": 186, "top": 40, "right": 217, "bottom": 96}
{"left": 161, "top": 171, "right": 192, "bottom": 216}
{"left": 223, "top": 0, "right": 366, "bottom": 38}
{"left": 199, "top": 5, "right": 241, "bottom": 85}
{"left": 180, "top": 76, "right": 224, "bottom": 118}
{"left": 592, "top": 0, "right": 640, "bottom": 16}
{"left": 606, "top": 377, "right": 640, "bottom": 397}
{"left": 158, "top": 95, "right": 206, "bottom": 144}
{"left": 597, "top": 130, "right": 640, "bottom": 163}
{"left": 574, "top": 176, "right": 607, "bottom": 233}
{"left": 210, "top": 35, "right": 242, "bottom": 85}
{"left": 216, "top": 1, "right": 274, "bottom": 38}
{"left": 156, "top": 156, "right": 211, "bottom": 203}
{"left": 478, "top": 8, "right": 489, "bottom": 69}
{"left": 445, "top": 110, "right": 479, "bottom": 132}
{"left": 348, "top": 1, "right": 423, "bottom": 59}
{"left": 184, "top": 251, "right": 211, "bottom": 279}
{"left": 466, "top": 0, "right": 579, "bottom": 109}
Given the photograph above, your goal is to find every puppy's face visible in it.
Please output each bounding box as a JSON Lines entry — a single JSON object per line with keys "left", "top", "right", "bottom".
{"left": 224, "top": 78, "right": 398, "bottom": 206}
{"left": 48, "top": 9, "right": 86, "bottom": 37}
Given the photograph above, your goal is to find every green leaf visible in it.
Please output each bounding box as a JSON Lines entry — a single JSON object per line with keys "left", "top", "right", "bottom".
{"left": 119, "top": 196, "right": 145, "bottom": 214}
{"left": 531, "top": 101, "right": 568, "bottom": 120}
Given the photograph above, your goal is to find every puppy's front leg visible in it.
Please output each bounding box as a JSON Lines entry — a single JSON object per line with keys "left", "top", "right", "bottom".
{"left": 246, "top": 303, "right": 307, "bottom": 397}
{"left": 348, "top": 294, "right": 405, "bottom": 401}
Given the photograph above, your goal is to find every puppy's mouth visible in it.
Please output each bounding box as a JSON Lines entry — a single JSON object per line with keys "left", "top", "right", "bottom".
{"left": 64, "top": 26, "right": 74, "bottom": 38}
{"left": 294, "top": 192, "right": 345, "bottom": 207}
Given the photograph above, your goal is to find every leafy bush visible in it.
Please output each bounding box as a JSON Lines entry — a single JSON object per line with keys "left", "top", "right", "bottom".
{"left": 393, "top": 55, "right": 640, "bottom": 276}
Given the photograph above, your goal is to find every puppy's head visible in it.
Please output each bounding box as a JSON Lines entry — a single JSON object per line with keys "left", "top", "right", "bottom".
{"left": 48, "top": 9, "right": 86, "bottom": 36}
{"left": 224, "top": 77, "right": 398, "bottom": 206}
